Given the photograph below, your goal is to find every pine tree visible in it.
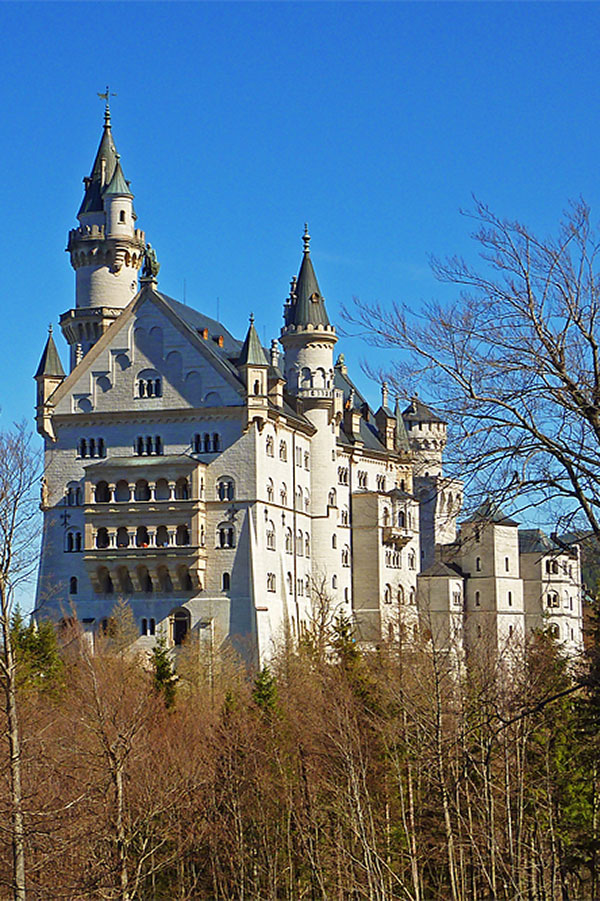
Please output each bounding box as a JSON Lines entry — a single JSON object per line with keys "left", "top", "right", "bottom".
{"left": 151, "top": 635, "right": 177, "bottom": 709}
{"left": 252, "top": 665, "right": 277, "bottom": 714}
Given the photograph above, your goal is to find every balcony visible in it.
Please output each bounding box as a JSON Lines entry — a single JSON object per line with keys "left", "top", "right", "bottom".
{"left": 382, "top": 526, "right": 412, "bottom": 548}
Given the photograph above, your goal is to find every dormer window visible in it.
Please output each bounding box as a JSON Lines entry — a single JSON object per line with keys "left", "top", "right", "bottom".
{"left": 136, "top": 370, "right": 162, "bottom": 398}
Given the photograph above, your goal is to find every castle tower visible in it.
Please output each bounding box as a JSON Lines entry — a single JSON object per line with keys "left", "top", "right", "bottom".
{"left": 60, "top": 100, "right": 146, "bottom": 370}
{"left": 34, "top": 325, "right": 65, "bottom": 439}
{"left": 403, "top": 396, "right": 462, "bottom": 566}
{"left": 280, "top": 226, "right": 340, "bottom": 574}
{"left": 238, "top": 314, "right": 270, "bottom": 429}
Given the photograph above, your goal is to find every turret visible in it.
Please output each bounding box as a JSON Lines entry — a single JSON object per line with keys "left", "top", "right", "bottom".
{"left": 238, "top": 314, "right": 270, "bottom": 429}
{"left": 280, "top": 225, "right": 337, "bottom": 397}
{"left": 60, "top": 99, "right": 146, "bottom": 370}
{"left": 34, "top": 325, "right": 65, "bottom": 440}
{"left": 402, "top": 395, "right": 447, "bottom": 478}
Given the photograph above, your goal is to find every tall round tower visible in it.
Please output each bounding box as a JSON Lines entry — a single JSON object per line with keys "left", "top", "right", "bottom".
{"left": 60, "top": 100, "right": 146, "bottom": 369}
{"left": 402, "top": 395, "right": 447, "bottom": 478}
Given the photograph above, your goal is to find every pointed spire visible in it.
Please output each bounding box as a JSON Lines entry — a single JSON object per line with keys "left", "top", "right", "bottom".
{"left": 35, "top": 325, "right": 65, "bottom": 379}
{"left": 78, "top": 105, "right": 119, "bottom": 216}
{"left": 394, "top": 396, "right": 410, "bottom": 453}
{"left": 103, "top": 153, "right": 132, "bottom": 196}
{"left": 286, "top": 224, "right": 330, "bottom": 328}
{"left": 239, "top": 314, "right": 269, "bottom": 367}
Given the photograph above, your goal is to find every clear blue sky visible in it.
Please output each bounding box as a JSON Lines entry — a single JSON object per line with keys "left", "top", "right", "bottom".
{"left": 2, "top": 1, "right": 600, "bottom": 428}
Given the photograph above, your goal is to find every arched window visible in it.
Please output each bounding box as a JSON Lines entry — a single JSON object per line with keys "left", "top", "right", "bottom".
{"left": 475, "top": 590, "right": 481, "bottom": 607}
{"left": 212, "top": 433, "right": 221, "bottom": 452}
{"left": 217, "top": 523, "right": 235, "bottom": 548}
{"left": 397, "top": 585, "right": 405, "bottom": 605}
{"left": 266, "top": 573, "right": 276, "bottom": 592}
{"left": 253, "top": 379, "right": 260, "bottom": 396}
{"left": 267, "top": 479, "right": 274, "bottom": 503}
{"left": 295, "top": 486, "right": 302, "bottom": 509}
{"left": 266, "top": 521, "right": 276, "bottom": 550}
{"left": 95, "top": 481, "right": 110, "bottom": 503}
{"left": 176, "top": 525, "right": 190, "bottom": 546}
{"left": 300, "top": 367, "right": 312, "bottom": 389}
{"left": 171, "top": 608, "right": 190, "bottom": 646}
{"left": 383, "top": 508, "right": 390, "bottom": 526}
{"left": 296, "top": 530, "right": 303, "bottom": 556}
{"left": 305, "top": 490, "right": 310, "bottom": 512}
{"left": 287, "top": 572, "right": 293, "bottom": 594}
{"left": 217, "top": 477, "right": 234, "bottom": 501}
{"left": 266, "top": 435, "right": 274, "bottom": 456}
{"left": 280, "top": 483, "right": 288, "bottom": 506}
{"left": 476, "top": 557, "right": 481, "bottom": 572}
{"left": 341, "top": 506, "right": 349, "bottom": 526}
{"left": 304, "top": 452, "right": 310, "bottom": 470}
{"left": 332, "top": 533, "right": 337, "bottom": 549}
{"left": 341, "top": 545, "right": 350, "bottom": 567}
{"left": 136, "top": 370, "right": 162, "bottom": 398}
{"left": 549, "top": 623, "right": 560, "bottom": 638}
{"left": 408, "top": 550, "right": 415, "bottom": 570}
{"left": 409, "top": 588, "right": 416, "bottom": 606}
{"left": 116, "top": 526, "right": 129, "bottom": 548}
{"left": 285, "top": 528, "right": 293, "bottom": 553}
{"left": 66, "top": 530, "right": 82, "bottom": 553}
{"left": 203, "top": 433, "right": 211, "bottom": 453}
{"left": 115, "top": 480, "right": 130, "bottom": 502}
{"left": 96, "top": 528, "right": 109, "bottom": 549}
{"left": 279, "top": 440, "right": 287, "bottom": 461}
{"left": 398, "top": 510, "right": 405, "bottom": 527}
{"left": 154, "top": 478, "right": 169, "bottom": 501}
{"left": 332, "top": 574, "right": 338, "bottom": 589}
{"left": 69, "top": 576, "right": 78, "bottom": 595}
{"left": 328, "top": 488, "right": 337, "bottom": 507}
{"left": 384, "top": 584, "right": 392, "bottom": 604}
{"left": 135, "top": 480, "right": 151, "bottom": 501}
{"left": 136, "top": 526, "right": 150, "bottom": 548}
{"left": 505, "top": 556, "right": 510, "bottom": 572}
{"left": 175, "top": 477, "right": 189, "bottom": 500}
{"left": 141, "top": 618, "right": 148, "bottom": 636}
{"left": 305, "top": 534, "right": 310, "bottom": 557}
{"left": 507, "top": 591, "right": 512, "bottom": 606}
{"left": 222, "top": 572, "right": 230, "bottom": 591}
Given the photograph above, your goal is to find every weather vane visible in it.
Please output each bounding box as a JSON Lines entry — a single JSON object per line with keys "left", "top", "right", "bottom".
{"left": 97, "top": 85, "right": 117, "bottom": 121}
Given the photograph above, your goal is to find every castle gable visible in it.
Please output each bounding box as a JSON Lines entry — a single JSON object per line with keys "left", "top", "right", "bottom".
{"left": 51, "top": 286, "right": 245, "bottom": 417}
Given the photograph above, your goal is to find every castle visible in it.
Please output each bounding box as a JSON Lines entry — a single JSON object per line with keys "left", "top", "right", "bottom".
{"left": 34, "top": 105, "right": 584, "bottom": 662}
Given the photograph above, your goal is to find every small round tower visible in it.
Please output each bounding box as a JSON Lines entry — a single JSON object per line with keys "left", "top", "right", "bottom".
{"left": 402, "top": 395, "right": 447, "bottom": 478}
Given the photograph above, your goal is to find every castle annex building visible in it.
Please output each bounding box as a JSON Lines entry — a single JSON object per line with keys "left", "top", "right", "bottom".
{"left": 34, "top": 107, "right": 584, "bottom": 661}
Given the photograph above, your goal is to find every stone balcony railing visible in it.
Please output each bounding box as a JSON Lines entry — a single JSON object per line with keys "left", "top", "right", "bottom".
{"left": 382, "top": 526, "right": 413, "bottom": 548}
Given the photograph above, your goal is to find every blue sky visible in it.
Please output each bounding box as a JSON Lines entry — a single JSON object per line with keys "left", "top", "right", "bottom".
{"left": 2, "top": 2, "right": 600, "bottom": 430}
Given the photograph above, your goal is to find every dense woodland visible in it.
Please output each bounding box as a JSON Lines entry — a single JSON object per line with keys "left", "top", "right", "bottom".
{"left": 0, "top": 601, "right": 597, "bottom": 901}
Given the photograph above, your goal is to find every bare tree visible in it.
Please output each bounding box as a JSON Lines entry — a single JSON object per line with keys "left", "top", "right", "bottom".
{"left": 346, "top": 199, "right": 600, "bottom": 538}
{"left": 0, "top": 423, "right": 40, "bottom": 900}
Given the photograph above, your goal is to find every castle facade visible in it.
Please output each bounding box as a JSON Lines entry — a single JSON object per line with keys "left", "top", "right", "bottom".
{"left": 34, "top": 107, "right": 584, "bottom": 662}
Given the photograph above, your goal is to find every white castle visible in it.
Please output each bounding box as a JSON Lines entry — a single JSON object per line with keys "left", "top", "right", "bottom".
{"left": 34, "top": 106, "right": 584, "bottom": 662}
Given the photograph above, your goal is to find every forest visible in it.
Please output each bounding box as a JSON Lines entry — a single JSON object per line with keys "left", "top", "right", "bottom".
{"left": 0, "top": 601, "right": 598, "bottom": 901}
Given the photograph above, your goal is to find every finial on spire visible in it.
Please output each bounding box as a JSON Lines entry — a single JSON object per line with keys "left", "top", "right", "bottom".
{"left": 249, "top": 313, "right": 255, "bottom": 325}
{"left": 97, "top": 85, "right": 117, "bottom": 125}
{"left": 302, "top": 223, "right": 310, "bottom": 253}
{"left": 48, "top": 323, "right": 53, "bottom": 335}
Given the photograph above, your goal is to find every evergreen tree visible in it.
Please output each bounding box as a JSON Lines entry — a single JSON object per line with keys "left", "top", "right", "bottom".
{"left": 10, "top": 607, "right": 64, "bottom": 694}
{"left": 151, "top": 635, "right": 177, "bottom": 709}
{"left": 252, "top": 665, "right": 277, "bottom": 714}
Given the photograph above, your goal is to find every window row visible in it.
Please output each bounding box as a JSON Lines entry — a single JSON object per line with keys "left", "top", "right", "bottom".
{"left": 137, "top": 376, "right": 162, "bottom": 398}
{"left": 283, "top": 528, "right": 311, "bottom": 556}
{"left": 93, "top": 477, "right": 189, "bottom": 503}
{"left": 382, "top": 508, "right": 412, "bottom": 528}
{"left": 134, "top": 435, "right": 163, "bottom": 456}
{"left": 77, "top": 437, "right": 106, "bottom": 459}
{"left": 95, "top": 524, "right": 192, "bottom": 549}
{"left": 265, "top": 435, "right": 310, "bottom": 468}
{"left": 266, "top": 479, "right": 310, "bottom": 511}
{"left": 192, "top": 432, "right": 222, "bottom": 454}
{"left": 337, "top": 466, "right": 349, "bottom": 485}
{"left": 286, "top": 573, "right": 311, "bottom": 596}
{"left": 384, "top": 585, "right": 417, "bottom": 605}
{"left": 545, "top": 559, "right": 574, "bottom": 577}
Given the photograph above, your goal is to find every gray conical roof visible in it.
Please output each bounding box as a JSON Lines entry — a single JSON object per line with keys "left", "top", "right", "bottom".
{"left": 285, "top": 225, "right": 330, "bottom": 328}
{"left": 238, "top": 316, "right": 268, "bottom": 367}
{"left": 78, "top": 113, "right": 118, "bottom": 216}
{"left": 463, "top": 498, "right": 519, "bottom": 527}
{"left": 35, "top": 328, "right": 65, "bottom": 379}
{"left": 395, "top": 397, "right": 411, "bottom": 452}
{"left": 403, "top": 395, "right": 446, "bottom": 425}
{"left": 103, "top": 155, "right": 132, "bottom": 197}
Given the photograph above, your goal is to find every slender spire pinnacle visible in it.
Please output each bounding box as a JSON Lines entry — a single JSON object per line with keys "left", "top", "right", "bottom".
{"left": 303, "top": 223, "right": 310, "bottom": 254}
{"left": 249, "top": 313, "right": 255, "bottom": 325}
{"left": 48, "top": 323, "right": 53, "bottom": 335}
{"left": 97, "top": 85, "right": 117, "bottom": 125}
